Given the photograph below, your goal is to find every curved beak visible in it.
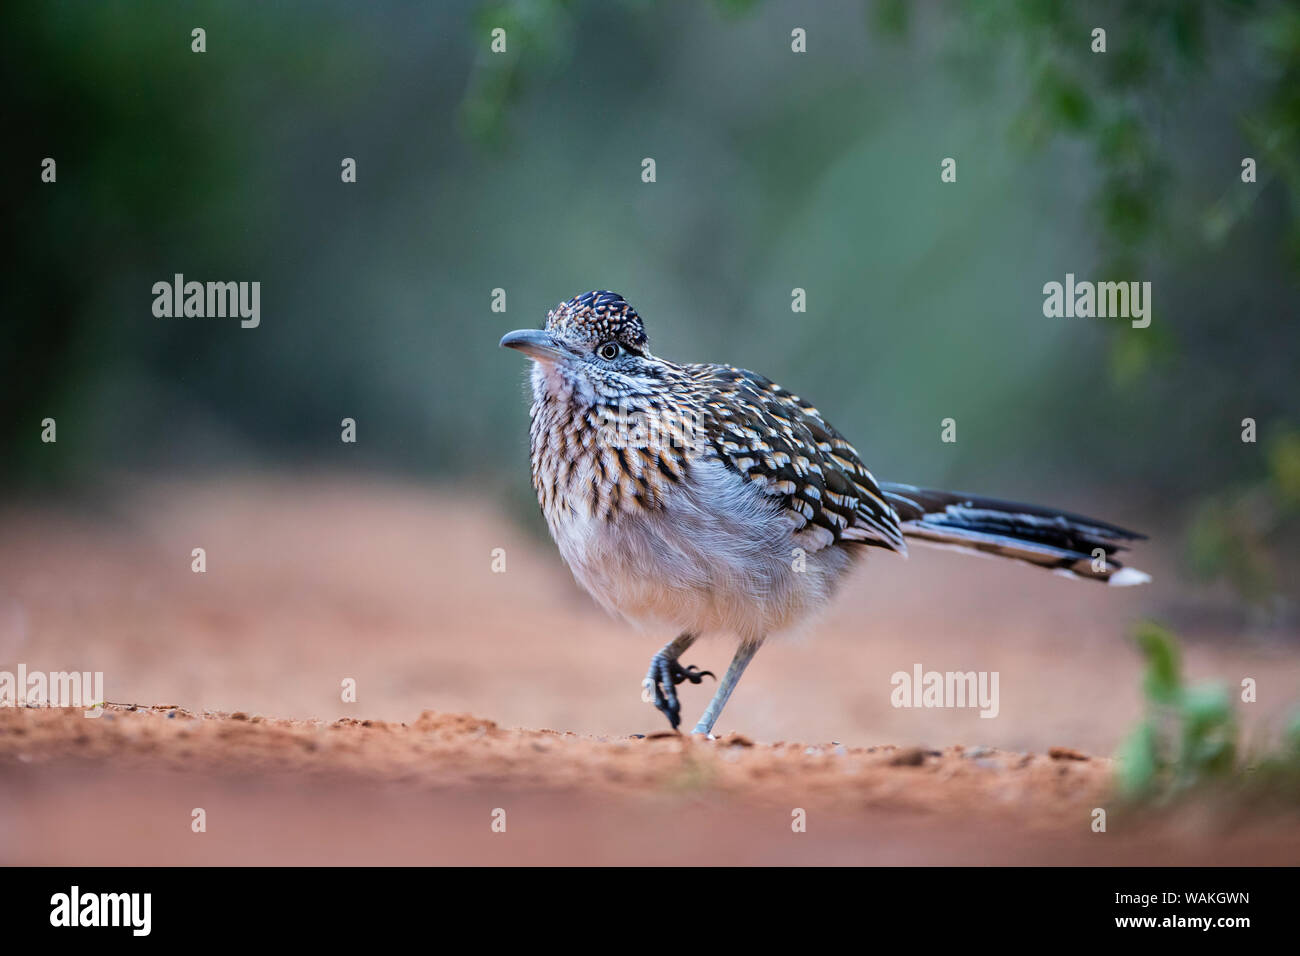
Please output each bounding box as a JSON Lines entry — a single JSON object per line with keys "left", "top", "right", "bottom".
{"left": 499, "top": 328, "right": 566, "bottom": 363}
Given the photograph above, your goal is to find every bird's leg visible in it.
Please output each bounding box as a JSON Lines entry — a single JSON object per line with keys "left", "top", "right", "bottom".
{"left": 690, "top": 639, "right": 762, "bottom": 737}
{"left": 642, "top": 633, "right": 713, "bottom": 730}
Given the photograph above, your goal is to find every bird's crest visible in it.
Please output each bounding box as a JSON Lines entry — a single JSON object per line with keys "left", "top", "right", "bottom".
{"left": 547, "top": 290, "right": 649, "bottom": 352}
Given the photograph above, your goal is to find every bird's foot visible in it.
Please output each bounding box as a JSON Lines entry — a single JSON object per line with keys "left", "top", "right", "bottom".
{"left": 641, "top": 652, "right": 714, "bottom": 730}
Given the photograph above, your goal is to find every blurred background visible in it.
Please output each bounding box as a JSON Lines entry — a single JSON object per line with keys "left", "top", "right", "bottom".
{"left": 3, "top": 0, "right": 1299, "bottom": 748}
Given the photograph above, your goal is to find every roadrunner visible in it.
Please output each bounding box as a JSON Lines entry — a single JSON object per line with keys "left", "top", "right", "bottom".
{"left": 501, "top": 291, "right": 1149, "bottom": 736}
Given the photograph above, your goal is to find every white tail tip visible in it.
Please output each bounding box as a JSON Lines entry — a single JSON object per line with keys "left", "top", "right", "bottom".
{"left": 1108, "top": 567, "right": 1152, "bottom": 587}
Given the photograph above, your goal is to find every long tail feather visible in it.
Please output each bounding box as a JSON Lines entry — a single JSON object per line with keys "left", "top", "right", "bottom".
{"left": 880, "top": 482, "right": 1150, "bottom": 586}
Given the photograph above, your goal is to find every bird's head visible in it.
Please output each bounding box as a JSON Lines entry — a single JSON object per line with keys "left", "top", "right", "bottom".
{"left": 500, "top": 291, "right": 667, "bottom": 403}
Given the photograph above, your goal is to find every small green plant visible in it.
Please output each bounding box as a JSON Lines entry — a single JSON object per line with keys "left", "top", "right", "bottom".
{"left": 1116, "top": 621, "right": 1300, "bottom": 804}
{"left": 1115, "top": 621, "right": 1236, "bottom": 798}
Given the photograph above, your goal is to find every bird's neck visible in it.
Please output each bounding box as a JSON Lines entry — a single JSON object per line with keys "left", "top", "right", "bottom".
{"left": 527, "top": 375, "right": 694, "bottom": 524}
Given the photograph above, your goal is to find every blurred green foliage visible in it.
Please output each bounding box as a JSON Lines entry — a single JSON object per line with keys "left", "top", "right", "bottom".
{"left": 1117, "top": 620, "right": 1299, "bottom": 804}
{"left": 1186, "top": 427, "right": 1300, "bottom": 606}
{"left": 936, "top": 1, "right": 1300, "bottom": 611}
{"left": 1116, "top": 620, "right": 1236, "bottom": 798}
{"left": 3, "top": 1, "right": 1297, "bottom": 610}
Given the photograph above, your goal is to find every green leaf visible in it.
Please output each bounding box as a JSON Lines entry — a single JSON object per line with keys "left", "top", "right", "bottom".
{"left": 1134, "top": 620, "right": 1181, "bottom": 705}
{"left": 1115, "top": 720, "right": 1159, "bottom": 796}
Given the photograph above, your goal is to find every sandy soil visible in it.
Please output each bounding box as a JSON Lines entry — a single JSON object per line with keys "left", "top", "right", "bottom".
{"left": 0, "top": 475, "right": 1296, "bottom": 864}
{"left": 2, "top": 703, "right": 1296, "bottom": 865}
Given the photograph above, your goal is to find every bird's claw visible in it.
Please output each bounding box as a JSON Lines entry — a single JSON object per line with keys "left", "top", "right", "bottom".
{"left": 642, "top": 653, "right": 714, "bottom": 730}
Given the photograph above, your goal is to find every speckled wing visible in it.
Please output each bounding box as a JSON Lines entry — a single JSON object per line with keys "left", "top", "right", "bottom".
{"left": 686, "top": 364, "right": 906, "bottom": 554}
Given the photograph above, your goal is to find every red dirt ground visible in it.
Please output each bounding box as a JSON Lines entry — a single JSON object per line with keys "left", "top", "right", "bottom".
{"left": 0, "top": 475, "right": 1296, "bottom": 864}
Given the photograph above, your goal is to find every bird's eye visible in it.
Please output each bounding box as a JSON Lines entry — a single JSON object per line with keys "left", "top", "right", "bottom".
{"left": 597, "top": 342, "right": 621, "bottom": 361}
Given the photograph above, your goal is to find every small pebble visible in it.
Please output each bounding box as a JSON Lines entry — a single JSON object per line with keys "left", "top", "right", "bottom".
{"left": 1049, "top": 746, "right": 1089, "bottom": 761}
{"left": 889, "top": 747, "right": 926, "bottom": 766}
